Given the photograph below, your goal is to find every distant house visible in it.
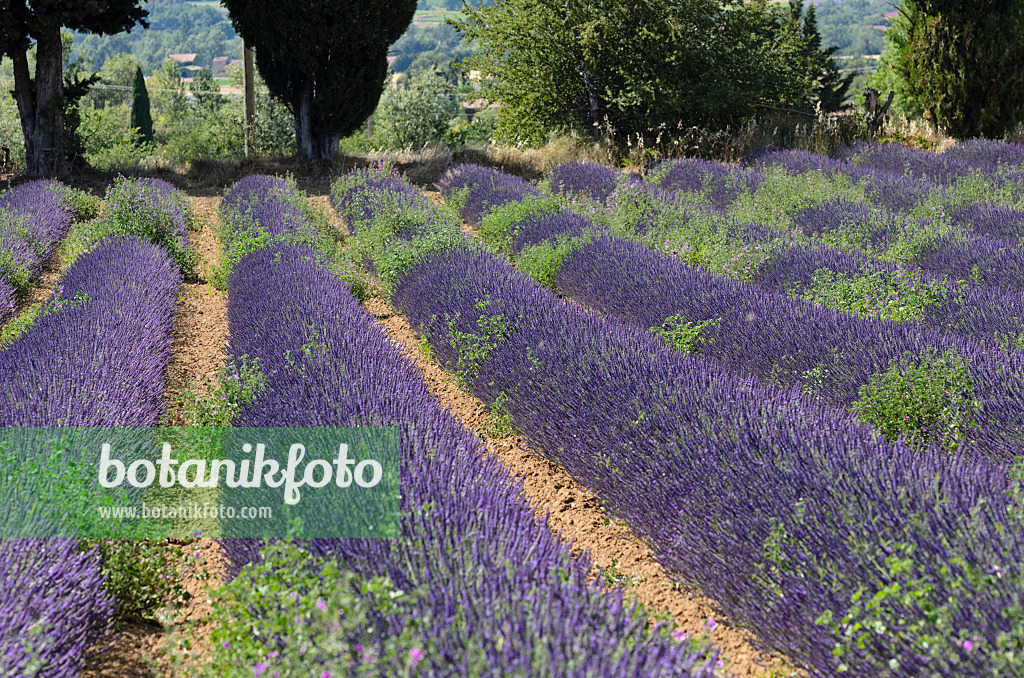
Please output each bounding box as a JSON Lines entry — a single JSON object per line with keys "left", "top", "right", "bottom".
{"left": 462, "top": 98, "right": 500, "bottom": 122}
{"left": 884, "top": 11, "right": 899, "bottom": 20}
{"left": 166, "top": 53, "right": 198, "bottom": 65}
{"left": 212, "top": 56, "right": 244, "bottom": 79}
{"left": 166, "top": 53, "right": 199, "bottom": 77}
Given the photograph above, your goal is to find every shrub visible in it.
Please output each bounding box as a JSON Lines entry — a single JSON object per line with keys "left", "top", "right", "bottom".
{"left": 852, "top": 347, "right": 979, "bottom": 450}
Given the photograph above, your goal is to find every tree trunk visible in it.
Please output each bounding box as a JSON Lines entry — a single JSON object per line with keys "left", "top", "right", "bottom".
{"left": 12, "top": 23, "right": 66, "bottom": 177}
{"left": 293, "top": 80, "right": 339, "bottom": 162}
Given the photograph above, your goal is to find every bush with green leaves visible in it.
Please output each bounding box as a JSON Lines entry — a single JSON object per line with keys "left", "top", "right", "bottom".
{"left": 202, "top": 541, "right": 429, "bottom": 678}
{"left": 852, "top": 346, "right": 979, "bottom": 450}
{"left": 798, "top": 265, "right": 966, "bottom": 323}
{"left": 90, "top": 538, "right": 191, "bottom": 621}
{"left": 516, "top": 231, "right": 597, "bottom": 289}
{"left": 477, "top": 195, "right": 563, "bottom": 255}
{"left": 373, "top": 66, "right": 462, "bottom": 150}
{"left": 333, "top": 174, "right": 467, "bottom": 296}
{"left": 65, "top": 176, "right": 199, "bottom": 278}
{"left": 650, "top": 313, "right": 719, "bottom": 354}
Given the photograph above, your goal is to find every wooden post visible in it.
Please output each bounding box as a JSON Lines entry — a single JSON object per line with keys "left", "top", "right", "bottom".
{"left": 243, "top": 43, "right": 256, "bottom": 157}
{"left": 863, "top": 87, "right": 894, "bottom": 137}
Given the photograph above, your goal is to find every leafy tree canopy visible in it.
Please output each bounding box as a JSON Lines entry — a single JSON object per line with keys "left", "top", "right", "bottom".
{"left": 0, "top": 0, "right": 148, "bottom": 175}
{"left": 455, "top": 0, "right": 814, "bottom": 146}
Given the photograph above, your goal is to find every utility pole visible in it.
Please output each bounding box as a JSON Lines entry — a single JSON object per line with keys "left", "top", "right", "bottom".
{"left": 243, "top": 43, "right": 256, "bottom": 157}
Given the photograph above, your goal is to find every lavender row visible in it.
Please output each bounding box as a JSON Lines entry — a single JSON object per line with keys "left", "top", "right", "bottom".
{"left": 349, "top": 169, "right": 1024, "bottom": 675}
{"left": 218, "top": 175, "right": 717, "bottom": 676}
{"left": 842, "top": 141, "right": 1024, "bottom": 189}
{"left": 391, "top": 243, "right": 1024, "bottom": 677}
{"left": 543, "top": 161, "right": 1024, "bottom": 343}
{"left": 0, "top": 180, "right": 76, "bottom": 320}
{"left": 559, "top": 236, "right": 1024, "bottom": 454}
{"left": 752, "top": 148, "right": 1024, "bottom": 241}
{"left": 0, "top": 233, "right": 181, "bottom": 676}
{"left": 221, "top": 242, "right": 717, "bottom": 677}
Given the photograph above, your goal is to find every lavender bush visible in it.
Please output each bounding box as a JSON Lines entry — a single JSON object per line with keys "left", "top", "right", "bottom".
{"left": 548, "top": 161, "right": 618, "bottom": 203}
{"left": 217, "top": 174, "right": 340, "bottom": 290}
{"left": 649, "top": 158, "right": 765, "bottom": 210}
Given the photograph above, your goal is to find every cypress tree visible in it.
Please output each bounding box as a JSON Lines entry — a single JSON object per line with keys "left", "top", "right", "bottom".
{"left": 129, "top": 66, "right": 154, "bottom": 145}
{"left": 222, "top": 0, "right": 416, "bottom": 162}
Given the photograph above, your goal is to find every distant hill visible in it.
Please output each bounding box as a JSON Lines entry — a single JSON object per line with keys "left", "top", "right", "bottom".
{"left": 812, "top": 0, "right": 891, "bottom": 56}
{"left": 70, "top": 0, "right": 889, "bottom": 80}
{"left": 72, "top": 0, "right": 240, "bottom": 74}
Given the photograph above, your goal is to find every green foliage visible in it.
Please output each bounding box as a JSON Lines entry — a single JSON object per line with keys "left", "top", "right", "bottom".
{"left": 89, "top": 538, "right": 192, "bottom": 620}
{"left": 335, "top": 174, "right": 466, "bottom": 296}
{"left": 892, "top": 0, "right": 1024, "bottom": 137}
{"left": 374, "top": 67, "right": 462, "bottom": 149}
{"left": 852, "top": 346, "right": 979, "bottom": 450}
{"left": 477, "top": 195, "right": 562, "bottom": 255}
{"left": 483, "top": 391, "right": 516, "bottom": 438}
{"left": 447, "top": 295, "right": 511, "bottom": 385}
{"left": 223, "top": 0, "right": 417, "bottom": 160}
{"left": 650, "top": 313, "right": 719, "bottom": 354}
{"left": 172, "top": 356, "right": 266, "bottom": 428}
{"left": 66, "top": 176, "right": 199, "bottom": 277}
{"left": 866, "top": 13, "right": 925, "bottom": 120}
{"left": 730, "top": 166, "right": 865, "bottom": 226}
{"left": 58, "top": 187, "right": 102, "bottom": 222}
{"left": 129, "top": 65, "right": 154, "bottom": 144}
{"left": 77, "top": 100, "right": 150, "bottom": 169}
{"left": 816, "top": 539, "right": 1024, "bottom": 675}
{"left": 792, "top": 2, "right": 855, "bottom": 112}
{"left": 515, "top": 231, "right": 596, "bottom": 290}
{"left": 202, "top": 541, "right": 428, "bottom": 677}
{"left": 798, "top": 265, "right": 965, "bottom": 323}
{"left": 456, "top": 0, "right": 814, "bottom": 146}
{"left": 88, "top": 52, "right": 144, "bottom": 108}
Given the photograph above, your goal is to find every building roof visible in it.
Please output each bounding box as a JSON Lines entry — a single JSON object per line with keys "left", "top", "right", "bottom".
{"left": 166, "top": 53, "right": 198, "bottom": 64}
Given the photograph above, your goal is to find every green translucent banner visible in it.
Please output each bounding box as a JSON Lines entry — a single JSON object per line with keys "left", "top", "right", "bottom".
{"left": 0, "top": 427, "right": 401, "bottom": 538}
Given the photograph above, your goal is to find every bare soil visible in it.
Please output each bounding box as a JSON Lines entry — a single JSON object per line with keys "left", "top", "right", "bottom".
{"left": 362, "top": 295, "right": 799, "bottom": 678}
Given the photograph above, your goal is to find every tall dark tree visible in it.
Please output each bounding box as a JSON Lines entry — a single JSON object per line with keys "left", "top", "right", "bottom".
{"left": 0, "top": 0, "right": 148, "bottom": 177}
{"left": 789, "top": 0, "right": 854, "bottom": 111}
{"left": 896, "top": 0, "right": 1024, "bottom": 138}
{"left": 221, "top": 1, "right": 417, "bottom": 161}
{"left": 129, "top": 66, "right": 153, "bottom": 145}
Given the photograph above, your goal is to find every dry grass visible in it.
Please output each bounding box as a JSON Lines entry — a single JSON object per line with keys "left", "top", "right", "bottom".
{"left": 2, "top": 111, "right": 970, "bottom": 196}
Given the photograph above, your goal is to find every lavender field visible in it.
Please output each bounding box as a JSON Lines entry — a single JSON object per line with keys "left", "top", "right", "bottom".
{"left": 2, "top": 139, "right": 1024, "bottom": 678}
